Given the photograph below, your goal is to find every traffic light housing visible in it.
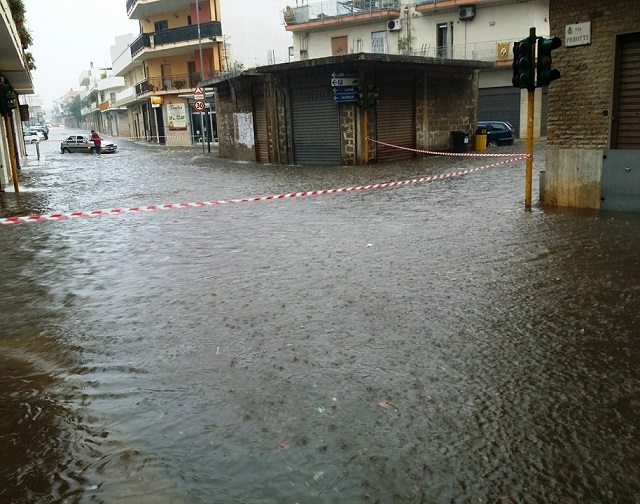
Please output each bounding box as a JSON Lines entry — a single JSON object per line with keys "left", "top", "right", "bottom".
{"left": 512, "top": 36, "right": 535, "bottom": 91}
{"left": 0, "top": 83, "right": 18, "bottom": 116}
{"left": 536, "top": 36, "right": 562, "bottom": 87}
{"left": 357, "top": 86, "right": 365, "bottom": 108}
{"left": 366, "top": 84, "right": 378, "bottom": 108}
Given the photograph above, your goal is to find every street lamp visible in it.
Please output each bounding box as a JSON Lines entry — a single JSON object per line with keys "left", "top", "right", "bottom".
{"left": 196, "top": 0, "right": 206, "bottom": 154}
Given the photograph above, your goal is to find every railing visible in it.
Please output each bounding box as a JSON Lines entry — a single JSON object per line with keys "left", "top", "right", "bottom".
{"left": 126, "top": 0, "right": 136, "bottom": 15}
{"left": 409, "top": 39, "right": 516, "bottom": 62}
{"left": 134, "top": 73, "right": 203, "bottom": 96}
{"left": 284, "top": 0, "right": 400, "bottom": 25}
{"left": 130, "top": 22, "right": 222, "bottom": 57}
{"left": 130, "top": 33, "right": 150, "bottom": 57}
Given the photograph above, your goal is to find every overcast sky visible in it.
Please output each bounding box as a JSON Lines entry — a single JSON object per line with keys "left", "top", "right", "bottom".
{"left": 23, "top": 0, "right": 292, "bottom": 109}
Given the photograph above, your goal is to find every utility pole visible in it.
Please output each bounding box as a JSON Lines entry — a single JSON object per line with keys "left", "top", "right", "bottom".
{"left": 196, "top": 0, "right": 205, "bottom": 155}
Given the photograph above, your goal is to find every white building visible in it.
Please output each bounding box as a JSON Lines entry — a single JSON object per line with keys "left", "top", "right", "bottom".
{"left": 283, "top": 0, "right": 550, "bottom": 137}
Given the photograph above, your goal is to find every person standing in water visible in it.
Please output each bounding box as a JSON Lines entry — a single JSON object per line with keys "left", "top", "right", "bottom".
{"left": 90, "top": 130, "right": 102, "bottom": 155}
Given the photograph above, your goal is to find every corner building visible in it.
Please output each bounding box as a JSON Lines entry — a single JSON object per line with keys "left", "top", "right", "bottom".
{"left": 123, "top": 0, "right": 224, "bottom": 146}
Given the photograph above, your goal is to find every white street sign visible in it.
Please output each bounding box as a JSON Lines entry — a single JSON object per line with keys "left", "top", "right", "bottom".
{"left": 331, "top": 77, "right": 359, "bottom": 87}
{"left": 565, "top": 22, "right": 591, "bottom": 47}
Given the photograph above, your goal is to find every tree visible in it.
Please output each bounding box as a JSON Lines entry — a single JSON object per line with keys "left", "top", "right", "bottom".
{"left": 67, "top": 95, "right": 83, "bottom": 126}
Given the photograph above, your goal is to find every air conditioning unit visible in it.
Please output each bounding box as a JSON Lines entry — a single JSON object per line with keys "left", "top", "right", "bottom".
{"left": 387, "top": 19, "right": 401, "bottom": 31}
{"left": 458, "top": 5, "right": 476, "bottom": 20}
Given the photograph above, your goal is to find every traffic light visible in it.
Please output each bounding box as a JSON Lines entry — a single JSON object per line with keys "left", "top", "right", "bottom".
{"left": 512, "top": 36, "right": 535, "bottom": 91}
{"left": 366, "top": 84, "right": 378, "bottom": 108}
{"left": 0, "top": 83, "right": 18, "bottom": 116}
{"left": 536, "top": 36, "right": 562, "bottom": 87}
{"left": 357, "top": 86, "right": 365, "bottom": 108}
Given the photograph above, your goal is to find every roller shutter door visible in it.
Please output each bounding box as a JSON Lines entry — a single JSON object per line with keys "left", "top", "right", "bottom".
{"left": 479, "top": 87, "right": 521, "bottom": 137}
{"left": 613, "top": 33, "right": 640, "bottom": 149}
{"left": 254, "top": 93, "right": 269, "bottom": 163}
{"left": 376, "top": 79, "right": 415, "bottom": 162}
{"left": 291, "top": 87, "right": 340, "bottom": 165}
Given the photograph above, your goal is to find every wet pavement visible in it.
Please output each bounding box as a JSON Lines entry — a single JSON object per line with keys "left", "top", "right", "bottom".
{"left": 1, "top": 129, "right": 639, "bottom": 503}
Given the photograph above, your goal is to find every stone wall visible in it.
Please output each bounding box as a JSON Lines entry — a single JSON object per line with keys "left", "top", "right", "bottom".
{"left": 215, "top": 80, "right": 256, "bottom": 162}
{"left": 547, "top": 0, "right": 640, "bottom": 149}
{"left": 421, "top": 69, "right": 478, "bottom": 151}
{"left": 544, "top": 0, "right": 639, "bottom": 209}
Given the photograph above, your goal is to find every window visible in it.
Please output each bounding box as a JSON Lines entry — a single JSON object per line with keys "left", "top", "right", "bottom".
{"left": 154, "top": 20, "right": 168, "bottom": 31}
{"left": 437, "top": 22, "right": 452, "bottom": 58}
{"left": 371, "top": 31, "right": 387, "bottom": 54}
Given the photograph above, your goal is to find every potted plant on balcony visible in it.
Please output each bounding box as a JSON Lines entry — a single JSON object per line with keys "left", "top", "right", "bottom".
{"left": 18, "top": 25, "right": 32, "bottom": 49}
{"left": 8, "top": 0, "right": 26, "bottom": 26}
{"left": 25, "top": 51, "right": 36, "bottom": 70}
{"left": 284, "top": 6, "right": 293, "bottom": 24}
{"left": 172, "top": 79, "right": 186, "bottom": 89}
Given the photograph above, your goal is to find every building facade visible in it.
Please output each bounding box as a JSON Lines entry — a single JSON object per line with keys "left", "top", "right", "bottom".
{"left": 206, "top": 53, "right": 489, "bottom": 165}
{"left": 0, "top": 0, "right": 34, "bottom": 191}
{"left": 543, "top": 0, "right": 640, "bottom": 212}
{"left": 284, "top": 0, "right": 550, "bottom": 138}
{"left": 79, "top": 64, "right": 129, "bottom": 136}
{"left": 120, "top": 0, "right": 225, "bottom": 146}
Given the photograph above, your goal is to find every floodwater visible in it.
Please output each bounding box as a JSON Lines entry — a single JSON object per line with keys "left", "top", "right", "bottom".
{"left": 1, "top": 130, "right": 639, "bottom": 504}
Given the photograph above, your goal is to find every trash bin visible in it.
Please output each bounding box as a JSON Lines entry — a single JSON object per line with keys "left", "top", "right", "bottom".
{"left": 474, "top": 126, "right": 487, "bottom": 151}
{"left": 451, "top": 130, "right": 469, "bottom": 153}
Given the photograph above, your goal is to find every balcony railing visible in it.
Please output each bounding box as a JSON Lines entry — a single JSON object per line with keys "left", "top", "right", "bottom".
{"left": 409, "top": 39, "right": 517, "bottom": 62}
{"left": 134, "top": 73, "right": 203, "bottom": 96}
{"left": 284, "top": 0, "right": 400, "bottom": 25}
{"left": 130, "top": 22, "right": 222, "bottom": 57}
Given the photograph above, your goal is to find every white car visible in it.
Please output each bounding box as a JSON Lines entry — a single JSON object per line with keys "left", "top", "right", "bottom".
{"left": 23, "top": 129, "right": 44, "bottom": 143}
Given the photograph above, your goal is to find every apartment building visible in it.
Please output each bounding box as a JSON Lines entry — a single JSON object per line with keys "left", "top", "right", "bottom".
{"left": 121, "top": 0, "right": 225, "bottom": 146}
{"left": 284, "top": 0, "right": 550, "bottom": 138}
{"left": 79, "top": 64, "right": 128, "bottom": 136}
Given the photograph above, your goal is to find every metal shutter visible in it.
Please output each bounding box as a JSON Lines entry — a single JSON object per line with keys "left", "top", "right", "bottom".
{"left": 376, "top": 79, "right": 415, "bottom": 162}
{"left": 479, "top": 87, "right": 521, "bottom": 137}
{"left": 614, "top": 33, "right": 640, "bottom": 149}
{"left": 254, "top": 93, "right": 269, "bottom": 163}
{"left": 291, "top": 87, "right": 341, "bottom": 165}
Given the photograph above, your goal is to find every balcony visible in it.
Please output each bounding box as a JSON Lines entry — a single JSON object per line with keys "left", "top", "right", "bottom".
{"left": 134, "top": 73, "right": 196, "bottom": 97}
{"left": 116, "top": 86, "right": 137, "bottom": 106}
{"left": 408, "top": 39, "right": 518, "bottom": 65}
{"left": 127, "top": 0, "right": 194, "bottom": 20}
{"left": 130, "top": 21, "right": 222, "bottom": 60}
{"left": 284, "top": 0, "right": 401, "bottom": 30}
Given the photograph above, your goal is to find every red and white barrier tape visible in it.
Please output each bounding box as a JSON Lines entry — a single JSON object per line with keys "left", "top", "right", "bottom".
{"left": 0, "top": 156, "right": 526, "bottom": 226}
{"left": 368, "top": 138, "right": 531, "bottom": 158}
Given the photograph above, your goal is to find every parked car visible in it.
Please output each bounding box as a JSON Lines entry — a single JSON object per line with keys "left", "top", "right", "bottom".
{"left": 60, "top": 135, "right": 117, "bottom": 154}
{"left": 31, "top": 125, "right": 49, "bottom": 140}
{"left": 23, "top": 129, "right": 44, "bottom": 143}
{"left": 477, "top": 121, "right": 515, "bottom": 146}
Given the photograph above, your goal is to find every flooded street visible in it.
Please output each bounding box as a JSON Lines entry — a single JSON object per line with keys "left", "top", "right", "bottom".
{"left": 1, "top": 130, "right": 639, "bottom": 504}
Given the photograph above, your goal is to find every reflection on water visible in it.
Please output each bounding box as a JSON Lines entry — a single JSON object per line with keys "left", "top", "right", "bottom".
{"left": 1, "top": 133, "right": 639, "bottom": 503}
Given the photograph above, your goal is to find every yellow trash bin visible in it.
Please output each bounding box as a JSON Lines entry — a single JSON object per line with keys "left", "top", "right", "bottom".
{"left": 475, "top": 127, "right": 487, "bottom": 151}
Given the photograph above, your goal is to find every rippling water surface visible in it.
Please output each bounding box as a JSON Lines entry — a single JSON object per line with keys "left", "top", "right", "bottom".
{"left": 1, "top": 131, "right": 639, "bottom": 503}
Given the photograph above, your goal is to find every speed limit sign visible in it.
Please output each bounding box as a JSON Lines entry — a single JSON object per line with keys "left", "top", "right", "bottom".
{"left": 193, "top": 99, "right": 206, "bottom": 111}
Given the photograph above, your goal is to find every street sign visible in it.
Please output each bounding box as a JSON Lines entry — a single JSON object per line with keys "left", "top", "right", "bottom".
{"left": 331, "top": 72, "right": 358, "bottom": 79}
{"left": 193, "top": 99, "right": 206, "bottom": 111}
{"left": 333, "top": 93, "right": 358, "bottom": 103}
{"left": 331, "top": 77, "right": 359, "bottom": 87}
{"left": 193, "top": 86, "right": 205, "bottom": 100}
{"left": 333, "top": 86, "right": 358, "bottom": 94}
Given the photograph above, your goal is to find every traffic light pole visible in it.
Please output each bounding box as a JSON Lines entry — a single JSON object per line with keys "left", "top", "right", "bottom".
{"left": 525, "top": 89, "right": 534, "bottom": 210}
{"left": 524, "top": 26, "right": 536, "bottom": 210}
